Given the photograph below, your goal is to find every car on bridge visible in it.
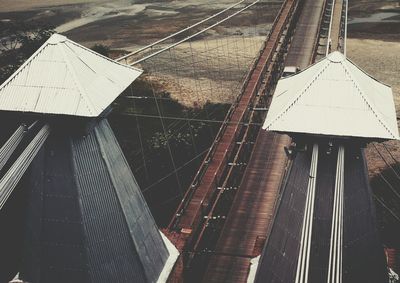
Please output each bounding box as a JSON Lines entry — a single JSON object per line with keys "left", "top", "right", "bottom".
{"left": 282, "top": 66, "right": 300, "bottom": 77}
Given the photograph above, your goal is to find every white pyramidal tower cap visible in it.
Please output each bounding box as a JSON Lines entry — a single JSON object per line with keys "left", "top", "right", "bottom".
{"left": 263, "top": 51, "right": 400, "bottom": 140}
{"left": 0, "top": 33, "right": 143, "bottom": 117}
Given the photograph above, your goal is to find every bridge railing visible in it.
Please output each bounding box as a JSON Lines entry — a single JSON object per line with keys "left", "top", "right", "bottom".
{"left": 189, "top": 0, "right": 302, "bottom": 253}
{"left": 260, "top": 0, "right": 330, "bottom": 262}
{"left": 168, "top": 0, "right": 299, "bottom": 232}
{"left": 168, "top": 57, "right": 257, "bottom": 230}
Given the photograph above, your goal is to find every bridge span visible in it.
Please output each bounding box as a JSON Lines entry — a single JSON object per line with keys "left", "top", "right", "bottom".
{"left": 255, "top": 0, "right": 393, "bottom": 281}
{"left": 165, "top": 0, "right": 336, "bottom": 281}
{"left": 0, "top": 0, "right": 395, "bottom": 282}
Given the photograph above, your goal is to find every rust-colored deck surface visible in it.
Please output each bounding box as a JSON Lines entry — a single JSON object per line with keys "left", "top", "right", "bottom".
{"left": 173, "top": 0, "right": 297, "bottom": 232}
{"left": 201, "top": 0, "right": 327, "bottom": 281}
{"left": 203, "top": 131, "right": 290, "bottom": 283}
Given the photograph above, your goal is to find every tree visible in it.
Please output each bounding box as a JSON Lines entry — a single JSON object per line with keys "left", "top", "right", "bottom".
{"left": 90, "top": 43, "right": 110, "bottom": 57}
{"left": 0, "top": 21, "right": 54, "bottom": 84}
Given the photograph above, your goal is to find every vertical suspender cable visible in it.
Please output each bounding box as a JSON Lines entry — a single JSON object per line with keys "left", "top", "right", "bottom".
{"left": 171, "top": 47, "right": 199, "bottom": 155}
{"left": 295, "top": 143, "right": 319, "bottom": 283}
{"left": 0, "top": 124, "right": 51, "bottom": 209}
{"left": 129, "top": 82, "right": 150, "bottom": 182}
{"left": 116, "top": 0, "right": 248, "bottom": 62}
{"left": 130, "top": 0, "right": 262, "bottom": 66}
{"left": 326, "top": 0, "right": 336, "bottom": 56}
{"left": 0, "top": 124, "right": 28, "bottom": 171}
{"left": 343, "top": 0, "right": 348, "bottom": 56}
{"left": 148, "top": 59, "right": 184, "bottom": 196}
{"left": 327, "top": 145, "right": 345, "bottom": 283}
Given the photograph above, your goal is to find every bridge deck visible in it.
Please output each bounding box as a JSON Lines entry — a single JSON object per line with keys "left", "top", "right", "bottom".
{"left": 201, "top": 0, "right": 327, "bottom": 281}
{"left": 330, "top": 0, "right": 344, "bottom": 52}
{"left": 173, "top": 0, "right": 297, "bottom": 232}
{"left": 202, "top": 132, "right": 290, "bottom": 283}
{"left": 285, "top": 0, "right": 326, "bottom": 69}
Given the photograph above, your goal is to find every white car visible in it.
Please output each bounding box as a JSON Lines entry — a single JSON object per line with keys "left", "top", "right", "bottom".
{"left": 282, "top": 66, "right": 300, "bottom": 78}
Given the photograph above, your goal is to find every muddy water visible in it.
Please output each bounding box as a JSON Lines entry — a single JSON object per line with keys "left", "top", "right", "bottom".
{"left": 56, "top": 3, "right": 149, "bottom": 32}
{"left": 349, "top": 12, "right": 400, "bottom": 24}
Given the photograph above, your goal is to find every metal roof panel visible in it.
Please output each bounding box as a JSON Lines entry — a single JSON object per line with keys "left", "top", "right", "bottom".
{"left": 263, "top": 51, "right": 399, "bottom": 140}
{"left": 0, "top": 34, "right": 142, "bottom": 117}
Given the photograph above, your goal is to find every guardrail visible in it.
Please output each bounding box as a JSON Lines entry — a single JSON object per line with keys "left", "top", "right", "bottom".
{"left": 261, "top": 0, "right": 334, "bottom": 262}
{"left": 168, "top": 0, "right": 300, "bottom": 232}
{"left": 190, "top": 0, "right": 302, "bottom": 253}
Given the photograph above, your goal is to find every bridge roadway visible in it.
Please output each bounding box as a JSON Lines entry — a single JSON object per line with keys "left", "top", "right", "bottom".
{"left": 200, "top": 0, "right": 327, "bottom": 282}
{"left": 168, "top": 0, "right": 298, "bottom": 237}
{"left": 330, "top": 0, "right": 345, "bottom": 53}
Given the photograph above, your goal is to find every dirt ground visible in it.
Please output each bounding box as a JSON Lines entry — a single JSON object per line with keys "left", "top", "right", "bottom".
{"left": 135, "top": 35, "right": 266, "bottom": 107}
{"left": 0, "top": 0, "right": 280, "bottom": 47}
{"left": 347, "top": 38, "right": 400, "bottom": 177}
{"left": 1, "top": 0, "right": 399, "bottom": 176}
{"left": 0, "top": 0, "right": 103, "bottom": 12}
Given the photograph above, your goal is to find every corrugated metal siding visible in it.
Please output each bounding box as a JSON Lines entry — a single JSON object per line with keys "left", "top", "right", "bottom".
{"left": 0, "top": 168, "right": 29, "bottom": 283}
{"left": 254, "top": 144, "right": 389, "bottom": 283}
{"left": 255, "top": 149, "right": 312, "bottom": 283}
{"left": 20, "top": 118, "right": 170, "bottom": 283}
{"left": 72, "top": 126, "right": 148, "bottom": 283}
{"left": 263, "top": 51, "right": 399, "bottom": 140}
{"left": 0, "top": 34, "right": 142, "bottom": 117}
{"left": 343, "top": 147, "right": 388, "bottom": 282}
{"left": 20, "top": 135, "right": 90, "bottom": 283}
{"left": 94, "top": 120, "right": 169, "bottom": 282}
{"left": 308, "top": 145, "right": 337, "bottom": 282}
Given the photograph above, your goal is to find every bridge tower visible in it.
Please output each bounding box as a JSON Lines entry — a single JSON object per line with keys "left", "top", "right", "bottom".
{"left": 0, "top": 34, "right": 178, "bottom": 283}
{"left": 252, "top": 51, "right": 399, "bottom": 282}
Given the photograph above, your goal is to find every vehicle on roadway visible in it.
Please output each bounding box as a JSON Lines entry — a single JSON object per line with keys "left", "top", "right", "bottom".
{"left": 282, "top": 66, "right": 300, "bottom": 77}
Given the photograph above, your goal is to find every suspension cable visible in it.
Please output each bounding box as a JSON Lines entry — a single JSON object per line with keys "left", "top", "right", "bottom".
{"left": 148, "top": 59, "right": 184, "bottom": 196}
{"left": 142, "top": 148, "right": 209, "bottom": 194}
{"left": 116, "top": 0, "right": 248, "bottom": 62}
{"left": 373, "top": 195, "right": 400, "bottom": 224}
{"left": 130, "top": 0, "right": 262, "bottom": 66}
{"left": 128, "top": 81, "right": 150, "bottom": 182}
{"left": 326, "top": 0, "right": 335, "bottom": 56}
{"left": 343, "top": 0, "right": 348, "bottom": 56}
{"left": 120, "top": 112, "right": 264, "bottom": 126}
{"left": 382, "top": 142, "right": 400, "bottom": 164}
{"left": 377, "top": 172, "right": 400, "bottom": 201}
{"left": 372, "top": 143, "right": 400, "bottom": 183}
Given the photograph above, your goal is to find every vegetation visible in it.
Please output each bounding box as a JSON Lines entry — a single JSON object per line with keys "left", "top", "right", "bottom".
{"left": 0, "top": 21, "right": 54, "bottom": 84}
{"left": 110, "top": 77, "right": 230, "bottom": 225}
{"left": 370, "top": 167, "right": 400, "bottom": 248}
{"left": 0, "top": 22, "right": 225, "bottom": 225}
{"left": 90, "top": 43, "right": 111, "bottom": 57}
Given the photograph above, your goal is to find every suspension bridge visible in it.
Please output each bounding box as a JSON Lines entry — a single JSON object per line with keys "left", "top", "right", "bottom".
{"left": 0, "top": 0, "right": 398, "bottom": 282}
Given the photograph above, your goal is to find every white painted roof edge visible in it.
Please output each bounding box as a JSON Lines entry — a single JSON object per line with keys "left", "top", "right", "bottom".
{"left": 344, "top": 54, "right": 391, "bottom": 88}
{"left": 279, "top": 51, "right": 391, "bottom": 88}
{"left": 246, "top": 255, "right": 260, "bottom": 283}
{"left": 0, "top": 33, "right": 143, "bottom": 117}
{"left": 339, "top": 59, "right": 399, "bottom": 140}
{"left": 267, "top": 128, "right": 398, "bottom": 141}
{"left": 157, "top": 231, "right": 179, "bottom": 283}
{"left": 0, "top": 33, "right": 144, "bottom": 93}
{"left": 63, "top": 35, "right": 143, "bottom": 74}
{"left": 263, "top": 51, "right": 399, "bottom": 140}
{"left": 262, "top": 58, "right": 331, "bottom": 130}
{"left": 0, "top": 37, "right": 50, "bottom": 92}
{"left": 278, "top": 54, "right": 327, "bottom": 82}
